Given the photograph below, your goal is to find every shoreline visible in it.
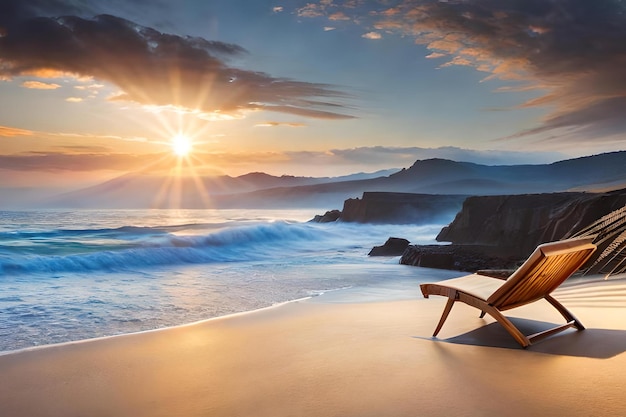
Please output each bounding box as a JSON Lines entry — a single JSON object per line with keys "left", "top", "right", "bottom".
{"left": 0, "top": 269, "right": 452, "bottom": 357}
{"left": 0, "top": 263, "right": 463, "bottom": 355}
{"left": 0, "top": 295, "right": 318, "bottom": 358}
{"left": 1, "top": 274, "right": 625, "bottom": 416}
{"left": 0, "top": 272, "right": 619, "bottom": 357}
{"left": 2, "top": 270, "right": 615, "bottom": 357}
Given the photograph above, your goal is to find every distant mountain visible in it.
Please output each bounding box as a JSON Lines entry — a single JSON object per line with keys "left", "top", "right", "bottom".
{"left": 220, "top": 169, "right": 399, "bottom": 189}
{"left": 323, "top": 169, "right": 400, "bottom": 182}
{"left": 43, "top": 168, "right": 399, "bottom": 209}
{"left": 210, "top": 151, "right": 626, "bottom": 209}
{"left": 388, "top": 151, "right": 626, "bottom": 192}
{"left": 44, "top": 151, "right": 626, "bottom": 209}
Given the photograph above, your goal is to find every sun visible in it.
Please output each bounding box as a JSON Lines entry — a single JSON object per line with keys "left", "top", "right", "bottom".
{"left": 171, "top": 133, "right": 193, "bottom": 157}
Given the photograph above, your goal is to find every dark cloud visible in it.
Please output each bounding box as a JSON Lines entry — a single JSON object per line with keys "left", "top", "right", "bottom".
{"left": 305, "top": 0, "right": 626, "bottom": 142}
{"left": 264, "top": 105, "right": 355, "bottom": 120}
{"left": 0, "top": 0, "right": 84, "bottom": 25}
{"left": 506, "top": 97, "right": 626, "bottom": 141}
{"left": 0, "top": 0, "right": 354, "bottom": 119}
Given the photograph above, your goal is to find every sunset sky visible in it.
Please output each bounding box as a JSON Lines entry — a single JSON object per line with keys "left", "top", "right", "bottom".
{"left": 1, "top": 0, "right": 625, "bottom": 196}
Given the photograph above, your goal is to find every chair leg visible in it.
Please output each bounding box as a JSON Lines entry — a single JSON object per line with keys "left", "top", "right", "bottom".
{"left": 483, "top": 306, "right": 531, "bottom": 348}
{"left": 479, "top": 311, "right": 486, "bottom": 318}
{"left": 433, "top": 296, "right": 456, "bottom": 337}
{"left": 544, "top": 294, "right": 585, "bottom": 330}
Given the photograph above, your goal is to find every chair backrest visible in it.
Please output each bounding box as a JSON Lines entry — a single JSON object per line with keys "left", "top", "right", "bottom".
{"left": 487, "top": 237, "right": 596, "bottom": 309}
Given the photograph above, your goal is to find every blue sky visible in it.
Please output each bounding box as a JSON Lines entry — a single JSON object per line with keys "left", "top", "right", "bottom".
{"left": 1, "top": 0, "right": 625, "bottom": 192}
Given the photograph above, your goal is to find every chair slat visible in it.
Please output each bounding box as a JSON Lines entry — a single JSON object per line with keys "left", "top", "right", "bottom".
{"left": 487, "top": 241, "right": 596, "bottom": 309}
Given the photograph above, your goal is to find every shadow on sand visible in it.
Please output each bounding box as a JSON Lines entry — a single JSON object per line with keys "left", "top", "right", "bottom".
{"left": 415, "top": 317, "right": 626, "bottom": 359}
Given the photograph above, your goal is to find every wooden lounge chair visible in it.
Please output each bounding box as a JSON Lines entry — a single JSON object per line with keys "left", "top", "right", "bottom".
{"left": 420, "top": 237, "right": 597, "bottom": 348}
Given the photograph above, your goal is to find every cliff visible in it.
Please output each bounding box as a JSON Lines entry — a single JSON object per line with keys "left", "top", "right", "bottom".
{"left": 436, "top": 188, "right": 626, "bottom": 258}
{"left": 339, "top": 192, "right": 467, "bottom": 224}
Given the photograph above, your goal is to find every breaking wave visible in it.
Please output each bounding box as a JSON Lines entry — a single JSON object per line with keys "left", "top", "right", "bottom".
{"left": 0, "top": 221, "right": 442, "bottom": 275}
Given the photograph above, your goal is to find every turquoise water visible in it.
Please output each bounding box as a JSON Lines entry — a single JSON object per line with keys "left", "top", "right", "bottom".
{"left": 0, "top": 209, "right": 455, "bottom": 352}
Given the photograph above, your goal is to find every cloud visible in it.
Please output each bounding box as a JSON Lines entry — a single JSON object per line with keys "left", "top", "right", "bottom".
{"left": 0, "top": 0, "right": 84, "bottom": 24}
{"left": 296, "top": 1, "right": 347, "bottom": 20}
{"left": 320, "top": 146, "right": 563, "bottom": 167}
{"left": 362, "top": 31, "right": 382, "bottom": 40}
{"left": 273, "top": 6, "right": 284, "bottom": 13}
{"left": 425, "top": 52, "right": 446, "bottom": 59}
{"left": 0, "top": 151, "right": 160, "bottom": 172}
{"left": 263, "top": 105, "right": 355, "bottom": 119}
{"left": 0, "top": 0, "right": 354, "bottom": 120}
{"left": 297, "top": 4, "right": 325, "bottom": 18}
{"left": 329, "top": 12, "right": 351, "bottom": 21}
{"left": 65, "top": 97, "right": 83, "bottom": 102}
{"left": 0, "top": 146, "right": 563, "bottom": 176}
{"left": 503, "top": 97, "right": 626, "bottom": 141}
{"left": 170, "top": 146, "right": 564, "bottom": 176}
{"left": 0, "top": 125, "right": 33, "bottom": 137}
{"left": 21, "top": 80, "right": 61, "bottom": 89}
{"left": 254, "top": 122, "right": 306, "bottom": 128}
{"left": 57, "top": 145, "right": 116, "bottom": 152}
{"left": 299, "top": 0, "right": 626, "bottom": 143}
{"left": 74, "top": 83, "right": 104, "bottom": 91}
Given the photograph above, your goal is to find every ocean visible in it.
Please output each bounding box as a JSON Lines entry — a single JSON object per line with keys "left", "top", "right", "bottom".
{"left": 0, "top": 209, "right": 459, "bottom": 353}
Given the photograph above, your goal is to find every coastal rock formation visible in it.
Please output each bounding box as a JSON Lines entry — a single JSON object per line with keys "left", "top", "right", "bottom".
{"left": 397, "top": 188, "right": 626, "bottom": 273}
{"left": 436, "top": 189, "right": 626, "bottom": 258}
{"left": 368, "top": 237, "right": 410, "bottom": 256}
{"left": 400, "top": 244, "right": 520, "bottom": 272}
{"left": 311, "top": 209, "right": 341, "bottom": 223}
{"left": 339, "top": 192, "right": 466, "bottom": 224}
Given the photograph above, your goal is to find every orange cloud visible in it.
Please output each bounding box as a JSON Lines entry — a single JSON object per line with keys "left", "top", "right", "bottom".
{"left": 0, "top": 152, "right": 161, "bottom": 172}
{"left": 21, "top": 80, "right": 61, "bottom": 89}
{"left": 22, "top": 68, "right": 73, "bottom": 79}
{"left": 441, "top": 57, "right": 473, "bottom": 68}
{"left": 427, "top": 39, "right": 462, "bottom": 54}
{"left": 0, "top": 125, "right": 33, "bottom": 137}
{"left": 329, "top": 12, "right": 350, "bottom": 21}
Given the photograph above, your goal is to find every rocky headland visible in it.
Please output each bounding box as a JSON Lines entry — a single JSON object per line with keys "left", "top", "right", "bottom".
{"left": 400, "top": 188, "right": 626, "bottom": 272}
{"left": 317, "top": 188, "right": 626, "bottom": 273}
{"left": 311, "top": 192, "right": 467, "bottom": 224}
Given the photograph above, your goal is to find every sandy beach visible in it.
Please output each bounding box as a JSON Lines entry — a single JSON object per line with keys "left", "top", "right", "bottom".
{"left": 1, "top": 274, "right": 625, "bottom": 417}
